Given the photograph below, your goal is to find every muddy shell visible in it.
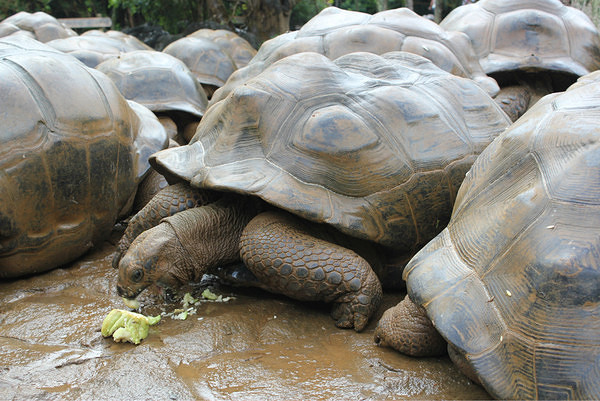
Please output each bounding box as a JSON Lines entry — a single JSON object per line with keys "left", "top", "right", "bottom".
{"left": 210, "top": 6, "right": 499, "bottom": 105}
{"left": 404, "top": 72, "right": 600, "bottom": 400}
{"left": 152, "top": 52, "right": 510, "bottom": 257}
{"left": 0, "top": 44, "right": 167, "bottom": 277}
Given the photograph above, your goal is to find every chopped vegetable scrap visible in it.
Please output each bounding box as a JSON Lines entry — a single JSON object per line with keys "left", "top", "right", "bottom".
{"left": 101, "top": 309, "right": 160, "bottom": 345}
{"left": 162, "top": 290, "right": 234, "bottom": 320}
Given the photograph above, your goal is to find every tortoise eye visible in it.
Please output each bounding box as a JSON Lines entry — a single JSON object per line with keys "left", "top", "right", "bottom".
{"left": 131, "top": 269, "right": 144, "bottom": 283}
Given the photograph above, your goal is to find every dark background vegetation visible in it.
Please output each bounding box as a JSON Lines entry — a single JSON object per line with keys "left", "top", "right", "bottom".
{"left": 1, "top": 0, "right": 596, "bottom": 48}
{"left": 0, "top": 0, "right": 465, "bottom": 47}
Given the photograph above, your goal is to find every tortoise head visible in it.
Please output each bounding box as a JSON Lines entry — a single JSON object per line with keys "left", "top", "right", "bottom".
{"left": 116, "top": 224, "right": 184, "bottom": 300}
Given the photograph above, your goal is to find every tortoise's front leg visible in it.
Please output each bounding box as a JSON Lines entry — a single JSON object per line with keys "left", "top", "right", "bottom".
{"left": 239, "top": 211, "right": 383, "bottom": 331}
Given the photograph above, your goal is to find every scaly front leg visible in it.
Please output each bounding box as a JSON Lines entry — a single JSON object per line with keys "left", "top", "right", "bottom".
{"left": 239, "top": 211, "right": 383, "bottom": 332}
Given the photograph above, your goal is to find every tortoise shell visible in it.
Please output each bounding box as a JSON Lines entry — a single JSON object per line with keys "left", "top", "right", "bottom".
{"left": 0, "top": 22, "right": 22, "bottom": 38}
{"left": 0, "top": 44, "right": 167, "bottom": 278}
{"left": 152, "top": 52, "right": 510, "bottom": 252}
{"left": 210, "top": 6, "right": 499, "bottom": 105}
{"left": 1, "top": 11, "right": 76, "bottom": 42}
{"left": 96, "top": 50, "right": 208, "bottom": 119}
{"left": 83, "top": 30, "right": 151, "bottom": 51}
{"left": 0, "top": 33, "right": 64, "bottom": 53}
{"left": 187, "top": 29, "right": 256, "bottom": 69}
{"left": 47, "top": 30, "right": 152, "bottom": 68}
{"left": 403, "top": 72, "right": 600, "bottom": 399}
{"left": 163, "top": 36, "right": 236, "bottom": 88}
{"left": 440, "top": 0, "right": 600, "bottom": 78}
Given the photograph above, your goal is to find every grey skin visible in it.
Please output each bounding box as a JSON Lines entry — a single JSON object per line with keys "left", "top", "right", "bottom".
{"left": 115, "top": 183, "right": 383, "bottom": 331}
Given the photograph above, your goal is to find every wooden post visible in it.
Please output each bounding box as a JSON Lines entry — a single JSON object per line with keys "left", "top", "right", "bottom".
{"left": 434, "top": 0, "right": 442, "bottom": 22}
{"left": 58, "top": 17, "right": 112, "bottom": 29}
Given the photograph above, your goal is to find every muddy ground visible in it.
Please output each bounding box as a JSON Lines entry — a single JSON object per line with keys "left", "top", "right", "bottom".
{"left": 0, "top": 240, "right": 491, "bottom": 400}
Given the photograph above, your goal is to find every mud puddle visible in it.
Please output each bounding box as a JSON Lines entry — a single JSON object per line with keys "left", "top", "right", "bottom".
{"left": 0, "top": 241, "right": 491, "bottom": 400}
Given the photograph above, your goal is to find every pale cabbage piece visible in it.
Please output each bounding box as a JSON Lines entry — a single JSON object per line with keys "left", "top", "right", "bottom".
{"left": 122, "top": 297, "right": 140, "bottom": 309}
{"left": 101, "top": 309, "right": 160, "bottom": 345}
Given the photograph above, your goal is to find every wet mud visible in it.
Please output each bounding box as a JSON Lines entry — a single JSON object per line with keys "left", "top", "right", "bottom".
{"left": 0, "top": 241, "right": 491, "bottom": 400}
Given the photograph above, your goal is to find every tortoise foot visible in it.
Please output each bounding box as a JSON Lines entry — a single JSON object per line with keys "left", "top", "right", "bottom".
{"left": 374, "top": 294, "right": 446, "bottom": 357}
{"left": 329, "top": 267, "right": 381, "bottom": 331}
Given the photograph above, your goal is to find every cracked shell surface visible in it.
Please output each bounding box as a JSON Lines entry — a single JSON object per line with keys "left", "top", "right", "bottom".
{"left": 0, "top": 45, "right": 167, "bottom": 277}
{"left": 152, "top": 51, "right": 510, "bottom": 253}
{"left": 210, "top": 6, "right": 498, "bottom": 105}
{"left": 404, "top": 72, "right": 600, "bottom": 400}
{"left": 440, "top": 0, "right": 600, "bottom": 77}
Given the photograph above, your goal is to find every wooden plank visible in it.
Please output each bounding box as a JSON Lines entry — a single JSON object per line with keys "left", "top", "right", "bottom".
{"left": 58, "top": 17, "right": 112, "bottom": 28}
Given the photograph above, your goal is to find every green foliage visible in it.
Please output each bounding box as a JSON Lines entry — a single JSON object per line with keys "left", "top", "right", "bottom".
{"left": 388, "top": 0, "right": 406, "bottom": 8}
{"left": 339, "top": 0, "right": 378, "bottom": 13}
{"left": 108, "top": 0, "right": 198, "bottom": 32}
{"left": 0, "top": 0, "right": 108, "bottom": 21}
{"left": 572, "top": 0, "right": 600, "bottom": 27}
{"left": 0, "top": 0, "right": 51, "bottom": 20}
{"left": 290, "top": 0, "right": 331, "bottom": 28}
{"left": 50, "top": 0, "right": 107, "bottom": 18}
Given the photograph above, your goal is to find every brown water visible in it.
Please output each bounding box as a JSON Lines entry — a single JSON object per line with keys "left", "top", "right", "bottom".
{"left": 0, "top": 240, "right": 491, "bottom": 400}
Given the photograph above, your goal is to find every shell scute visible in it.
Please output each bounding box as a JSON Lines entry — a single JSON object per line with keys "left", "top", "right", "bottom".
{"left": 0, "top": 44, "right": 167, "bottom": 277}
{"left": 153, "top": 52, "right": 510, "bottom": 250}
{"left": 405, "top": 72, "right": 600, "bottom": 399}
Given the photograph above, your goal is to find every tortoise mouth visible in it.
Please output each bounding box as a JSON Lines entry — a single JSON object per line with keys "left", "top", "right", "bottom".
{"left": 116, "top": 284, "right": 143, "bottom": 300}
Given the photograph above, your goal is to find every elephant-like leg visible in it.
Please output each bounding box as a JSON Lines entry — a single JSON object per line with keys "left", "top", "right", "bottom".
{"left": 374, "top": 294, "right": 446, "bottom": 356}
{"left": 239, "top": 211, "right": 383, "bottom": 332}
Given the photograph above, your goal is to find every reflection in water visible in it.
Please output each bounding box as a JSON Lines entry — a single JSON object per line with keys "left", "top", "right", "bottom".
{"left": 0, "top": 241, "right": 491, "bottom": 400}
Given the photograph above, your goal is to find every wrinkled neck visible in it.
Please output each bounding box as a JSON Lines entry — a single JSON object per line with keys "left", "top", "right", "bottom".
{"left": 161, "top": 195, "right": 258, "bottom": 281}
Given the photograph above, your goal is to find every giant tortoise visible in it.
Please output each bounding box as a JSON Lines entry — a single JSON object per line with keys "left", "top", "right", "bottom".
{"left": 374, "top": 71, "right": 600, "bottom": 399}
{"left": 162, "top": 36, "right": 236, "bottom": 98}
{"left": 0, "top": 11, "right": 76, "bottom": 42}
{"left": 113, "top": 51, "right": 510, "bottom": 331}
{"left": 210, "top": 6, "right": 499, "bottom": 106}
{"left": 96, "top": 50, "right": 209, "bottom": 137}
{"left": 441, "top": 0, "right": 600, "bottom": 120}
{"left": 46, "top": 30, "right": 152, "bottom": 68}
{"left": 0, "top": 41, "right": 168, "bottom": 278}
{"left": 164, "top": 29, "right": 256, "bottom": 98}
{"left": 0, "top": 22, "right": 24, "bottom": 39}
{"left": 187, "top": 29, "right": 256, "bottom": 68}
